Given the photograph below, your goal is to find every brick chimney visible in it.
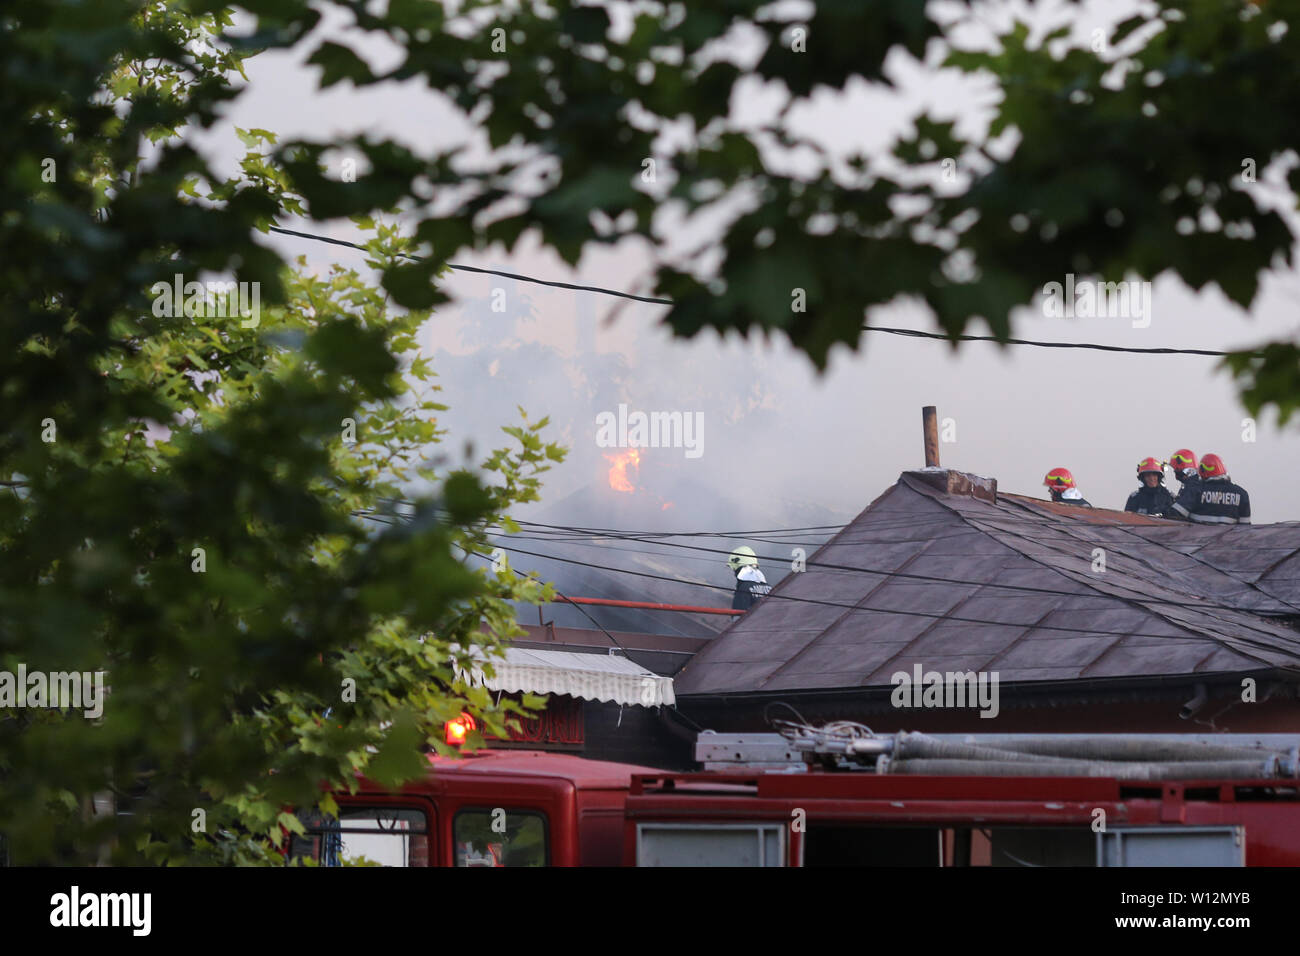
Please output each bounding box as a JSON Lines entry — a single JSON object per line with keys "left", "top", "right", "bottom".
{"left": 906, "top": 405, "right": 997, "bottom": 502}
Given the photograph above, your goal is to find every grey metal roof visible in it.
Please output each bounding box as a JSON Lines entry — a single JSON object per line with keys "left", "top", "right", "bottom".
{"left": 673, "top": 471, "right": 1300, "bottom": 696}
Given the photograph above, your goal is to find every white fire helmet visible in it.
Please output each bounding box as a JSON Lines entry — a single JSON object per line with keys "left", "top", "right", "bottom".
{"left": 727, "top": 546, "right": 759, "bottom": 571}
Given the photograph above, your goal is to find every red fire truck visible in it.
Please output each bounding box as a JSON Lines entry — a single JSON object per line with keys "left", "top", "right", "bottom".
{"left": 299, "top": 726, "right": 1300, "bottom": 867}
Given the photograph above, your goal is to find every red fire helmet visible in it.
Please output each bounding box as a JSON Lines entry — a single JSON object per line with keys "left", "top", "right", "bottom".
{"left": 1043, "top": 467, "right": 1076, "bottom": 490}
{"left": 1136, "top": 457, "right": 1163, "bottom": 478}
{"left": 1199, "top": 453, "right": 1228, "bottom": 479}
{"left": 1169, "top": 449, "right": 1198, "bottom": 474}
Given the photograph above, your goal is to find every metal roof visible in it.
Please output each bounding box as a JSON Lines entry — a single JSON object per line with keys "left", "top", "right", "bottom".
{"left": 424, "top": 749, "right": 659, "bottom": 788}
{"left": 673, "top": 471, "right": 1300, "bottom": 697}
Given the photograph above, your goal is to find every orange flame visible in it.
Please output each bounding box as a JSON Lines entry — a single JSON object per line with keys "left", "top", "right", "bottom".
{"left": 605, "top": 448, "right": 641, "bottom": 493}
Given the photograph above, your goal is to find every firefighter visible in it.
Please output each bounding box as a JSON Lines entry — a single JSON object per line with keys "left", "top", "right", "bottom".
{"left": 1124, "top": 456, "right": 1174, "bottom": 516}
{"left": 1043, "top": 468, "right": 1093, "bottom": 507}
{"left": 1171, "top": 453, "right": 1251, "bottom": 524}
{"left": 1166, "top": 448, "right": 1201, "bottom": 521}
{"left": 727, "top": 546, "right": 772, "bottom": 611}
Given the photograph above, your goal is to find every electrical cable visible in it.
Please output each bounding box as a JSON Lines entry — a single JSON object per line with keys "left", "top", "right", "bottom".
{"left": 481, "top": 525, "right": 1300, "bottom": 624}
{"left": 450, "top": 540, "right": 636, "bottom": 653}
{"left": 867, "top": 325, "right": 1253, "bottom": 357}
{"left": 436, "top": 534, "right": 1300, "bottom": 668}
{"left": 356, "top": 506, "right": 1300, "bottom": 655}
{"left": 355, "top": 503, "right": 1300, "bottom": 658}
{"left": 268, "top": 225, "right": 672, "bottom": 305}
{"left": 267, "top": 223, "right": 1267, "bottom": 356}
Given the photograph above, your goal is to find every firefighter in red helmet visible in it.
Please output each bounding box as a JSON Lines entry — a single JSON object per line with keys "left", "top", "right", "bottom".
{"left": 1125, "top": 456, "right": 1174, "bottom": 516}
{"left": 1169, "top": 448, "right": 1198, "bottom": 483}
{"left": 1171, "top": 453, "right": 1252, "bottom": 524}
{"left": 1044, "top": 468, "right": 1092, "bottom": 507}
{"left": 1165, "top": 448, "right": 1201, "bottom": 521}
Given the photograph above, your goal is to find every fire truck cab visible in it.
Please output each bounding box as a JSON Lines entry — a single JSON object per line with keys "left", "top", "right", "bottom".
{"left": 297, "top": 749, "right": 657, "bottom": 867}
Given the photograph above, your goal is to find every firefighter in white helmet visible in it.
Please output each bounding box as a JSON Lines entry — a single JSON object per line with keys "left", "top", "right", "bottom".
{"left": 727, "top": 546, "right": 772, "bottom": 611}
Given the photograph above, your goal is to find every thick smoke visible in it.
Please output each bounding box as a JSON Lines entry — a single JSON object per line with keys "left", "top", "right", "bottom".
{"left": 421, "top": 271, "right": 851, "bottom": 636}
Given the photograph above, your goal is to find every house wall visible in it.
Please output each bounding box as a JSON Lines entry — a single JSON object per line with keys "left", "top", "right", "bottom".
{"left": 582, "top": 699, "right": 695, "bottom": 770}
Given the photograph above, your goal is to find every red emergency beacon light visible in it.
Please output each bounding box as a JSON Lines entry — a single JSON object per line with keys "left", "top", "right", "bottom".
{"left": 445, "top": 713, "right": 477, "bottom": 746}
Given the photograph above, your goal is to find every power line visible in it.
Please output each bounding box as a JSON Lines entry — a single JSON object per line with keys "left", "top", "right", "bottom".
{"left": 493, "top": 533, "right": 735, "bottom": 567}
{"left": 370, "top": 499, "right": 852, "bottom": 539}
{"left": 359, "top": 504, "right": 1300, "bottom": 626}
{"left": 455, "top": 545, "right": 716, "bottom": 732}
{"left": 867, "top": 326, "right": 1254, "bottom": 357}
{"left": 451, "top": 540, "right": 639, "bottom": 651}
{"left": 355, "top": 508, "right": 1300, "bottom": 664}
{"left": 377, "top": 498, "right": 972, "bottom": 540}
{"left": 267, "top": 226, "right": 671, "bottom": 305}
{"left": 469, "top": 505, "right": 1300, "bottom": 639}
{"left": 483, "top": 529, "right": 1300, "bottom": 638}
{"left": 498, "top": 513, "right": 951, "bottom": 539}
{"left": 509, "top": 517, "right": 848, "bottom": 538}
{"left": 452, "top": 522, "right": 1300, "bottom": 653}
{"left": 473, "top": 538, "right": 1300, "bottom": 667}
{"left": 267, "top": 223, "right": 1268, "bottom": 356}
{"left": 359, "top": 510, "right": 675, "bottom": 644}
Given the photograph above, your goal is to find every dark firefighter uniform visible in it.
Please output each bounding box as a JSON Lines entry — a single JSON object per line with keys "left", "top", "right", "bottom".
{"left": 732, "top": 566, "right": 772, "bottom": 611}
{"left": 1124, "top": 484, "right": 1174, "bottom": 516}
{"left": 1167, "top": 473, "right": 1201, "bottom": 521}
{"left": 1173, "top": 477, "right": 1252, "bottom": 525}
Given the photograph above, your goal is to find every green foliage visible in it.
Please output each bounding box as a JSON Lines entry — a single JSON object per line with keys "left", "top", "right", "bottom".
{"left": 1, "top": 1, "right": 562, "bottom": 864}
{"left": 1224, "top": 344, "right": 1300, "bottom": 425}
{"left": 255, "top": 0, "right": 1300, "bottom": 411}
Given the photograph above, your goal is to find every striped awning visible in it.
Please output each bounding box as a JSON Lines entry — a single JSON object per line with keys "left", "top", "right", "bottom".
{"left": 457, "top": 648, "right": 675, "bottom": 708}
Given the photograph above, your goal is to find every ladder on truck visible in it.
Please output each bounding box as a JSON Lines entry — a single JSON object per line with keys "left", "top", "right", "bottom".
{"left": 695, "top": 726, "right": 1300, "bottom": 781}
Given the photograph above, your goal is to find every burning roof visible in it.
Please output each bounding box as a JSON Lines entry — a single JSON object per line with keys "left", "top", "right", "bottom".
{"left": 507, "top": 446, "right": 846, "bottom": 638}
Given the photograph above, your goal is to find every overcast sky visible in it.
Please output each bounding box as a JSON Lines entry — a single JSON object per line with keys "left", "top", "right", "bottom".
{"left": 197, "top": 0, "right": 1300, "bottom": 527}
